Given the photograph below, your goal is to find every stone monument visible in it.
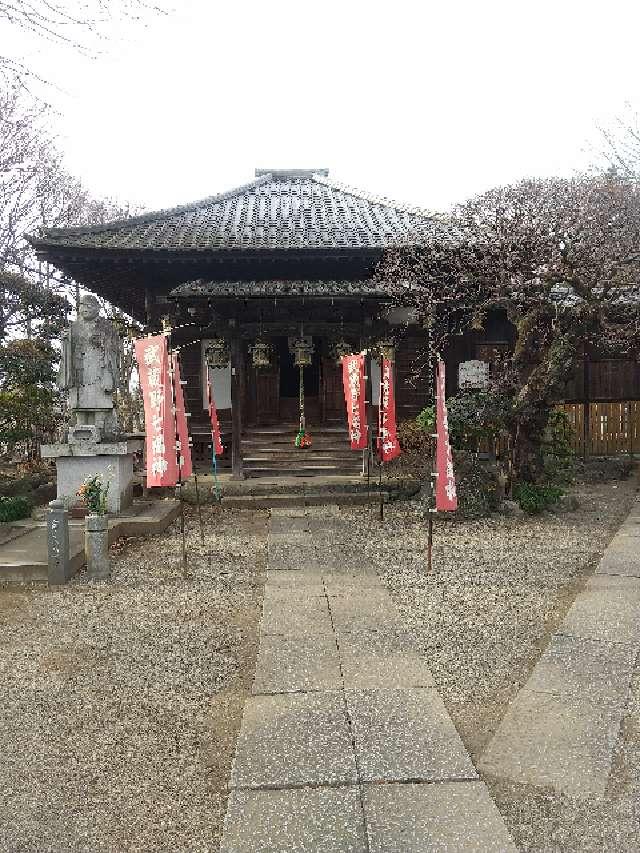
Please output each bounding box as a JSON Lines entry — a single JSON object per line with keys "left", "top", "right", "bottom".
{"left": 41, "top": 295, "right": 143, "bottom": 514}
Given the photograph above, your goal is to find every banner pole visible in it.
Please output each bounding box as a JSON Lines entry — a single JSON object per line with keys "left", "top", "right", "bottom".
{"left": 378, "top": 458, "right": 384, "bottom": 521}
{"left": 168, "top": 347, "right": 188, "bottom": 578}
{"left": 193, "top": 472, "right": 205, "bottom": 546}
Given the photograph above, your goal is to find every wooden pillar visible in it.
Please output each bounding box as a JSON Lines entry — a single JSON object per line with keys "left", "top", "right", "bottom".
{"left": 231, "top": 333, "right": 245, "bottom": 480}
{"left": 144, "top": 284, "right": 157, "bottom": 331}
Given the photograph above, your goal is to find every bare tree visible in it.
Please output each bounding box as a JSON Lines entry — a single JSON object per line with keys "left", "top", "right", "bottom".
{"left": 380, "top": 172, "right": 640, "bottom": 482}
{"left": 593, "top": 103, "right": 640, "bottom": 179}
{"left": 0, "top": 0, "right": 167, "bottom": 81}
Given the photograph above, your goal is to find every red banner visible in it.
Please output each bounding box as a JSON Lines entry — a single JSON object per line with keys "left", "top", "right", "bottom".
{"left": 342, "top": 354, "right": 367, "bottom": 450}
{"left": 135, "top": 335, "right": 179, "bottom": 487}
{"left": 207, "top": 372, "right": 224, "bottom": 456}
{"left": 378, "top": 358, "right": 401, "bottom": 462}
{"left": 435, "top": 360, "right": 458, "bottom": 511}
{"left": 171, "top": 352, "right": 193, "bottom": 480}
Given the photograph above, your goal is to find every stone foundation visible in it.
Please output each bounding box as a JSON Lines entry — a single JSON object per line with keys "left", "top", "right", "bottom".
{"left": 41, "top": 440, "right": 143, "bottom": 515}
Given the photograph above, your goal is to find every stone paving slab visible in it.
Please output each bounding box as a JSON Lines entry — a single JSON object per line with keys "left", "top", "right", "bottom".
{"left": 363, "top": 781, "right": 517, "bottom": 852}
{"left": 329, "top": 591, "right": 401, "bottom": 633}
{"left": 337, "top": 631, "right": 434, "bottom": 689}
{"left": 260, "top": 592, "right": 334, "bottom": 637}
{"left": 560, "top": 574, "right": 640, "bottom": 644}
{"left": 525, "top": 634, "right": 637, "bottom": 705}
{"left": 479, "top": 687, "right": 623, "bottom": 798}
{"left": 346, "top": 688, "right": 478, "bottom": 783}
{"left": 265, "top": 570, "right": 324, "bottom": 591}
{"left": 221, "top": 786, "right": 367, "bottom": 853}
{"left": 269, "top": 517, "right": 310, "bottom": 534}
{"left": 231, "top": 693, "right": 358, "bottom": 789}
{"left": 322, "top": 571, "right": 382, "bottom": 593}
{"left": 252, "top": 634, "right": 342, "bottom": 694}
{"left": 270, "top": 507, "right": 308, "bottom": 518}
{"left": 596, "top": 535, "right": 640, "bottom": 576}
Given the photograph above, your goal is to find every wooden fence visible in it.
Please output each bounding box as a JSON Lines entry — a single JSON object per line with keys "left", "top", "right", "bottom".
{"left": 560, "top": 401, "right": 640, "bottom": 457}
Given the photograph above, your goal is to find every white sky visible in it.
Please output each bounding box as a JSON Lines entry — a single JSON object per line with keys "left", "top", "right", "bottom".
{"left": 6, "top": 0, "right": 640, "bottom": 213}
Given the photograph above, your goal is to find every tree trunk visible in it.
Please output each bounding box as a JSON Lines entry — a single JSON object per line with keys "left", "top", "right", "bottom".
{"left": 513, "top": 408, "right": 550, "bottom": 483}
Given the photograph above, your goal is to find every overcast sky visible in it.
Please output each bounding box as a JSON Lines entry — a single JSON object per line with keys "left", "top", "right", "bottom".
{"left": 7, "top": 0, "right": 640, "bottom": 213}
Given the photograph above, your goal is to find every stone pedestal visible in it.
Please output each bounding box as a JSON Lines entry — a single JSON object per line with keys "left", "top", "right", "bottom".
{"left": 85, "top": 514, "right": 110, "bottom": 579}
{"left": 41, "top": 439, "right": 143, "bottom": 515}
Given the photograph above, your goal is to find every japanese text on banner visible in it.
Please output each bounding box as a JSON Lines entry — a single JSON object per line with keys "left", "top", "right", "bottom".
{"left": 171, "top": 352, "right": 193, "bottom": 479}
{"left": 341, "top": 354, "right": 367, "bottom": 450}
{"left": 207, "top": 372, "right": 224, "bottom": 456}
{"left": 134, "top": 335, "right": 179, "bottom": 488}
{"left": 378, "top": 358, "right": 401, "bottom": 462}
{"left": 435, "top": 360, "right": 458, "bottom": 511}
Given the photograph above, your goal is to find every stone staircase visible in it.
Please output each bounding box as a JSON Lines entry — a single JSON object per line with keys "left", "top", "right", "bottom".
{"left": 241, "top": 424, "right": 363, "bottom": 478}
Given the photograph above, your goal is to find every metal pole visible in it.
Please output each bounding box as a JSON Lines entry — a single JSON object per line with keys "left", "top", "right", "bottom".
{"left": 193, "top": 473, "right": 205, "bottom": 546}
{"left": 427, "top": 514, "right": 434, "bottom": 573}
{"left": 378, "top": 458, "right": 384, "bottom": 521}
{"left": 168, "top": 346, "right": 188, "bottom": 578}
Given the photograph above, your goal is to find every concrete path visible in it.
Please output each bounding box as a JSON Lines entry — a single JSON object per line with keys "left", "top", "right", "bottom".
{"left": 480, "top": 502, "right": 640, "bottom": 799}
{"left": 221, "top": 506, "right": 516, "bottom": 852}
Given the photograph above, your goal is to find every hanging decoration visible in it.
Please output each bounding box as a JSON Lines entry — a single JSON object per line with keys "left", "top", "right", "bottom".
{"left": 292, "top": 333, "right": 313, "bottom": 448}
{"left": 134, "top": 334, "right": 179, "bottom": 488}
{"left": 378, "top": 340, "right": 396, "bottom": 362}
{"left": 377, "top": 357, "right": 401, "bottom": 462}
{"left": 435, "top": 359, "right": 458, "bottom": 511}
{"left": 342, "top": 353, "right": 367, "bottom": 450}
{"left": 331, "top": 339, "right": 353, "bottom": 364}
{"left": 205, "top": 338, "right": 230, "bottom": 369}
{"left": 250, "top": 339, "right": 271, "bottom": 368}
{"left": 171, "top": 351, "right": 193, "bottom": 479}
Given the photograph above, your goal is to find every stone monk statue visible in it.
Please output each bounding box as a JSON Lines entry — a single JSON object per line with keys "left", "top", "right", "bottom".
{"left": 58, "top": 294, "right": 121, "bottom": 441}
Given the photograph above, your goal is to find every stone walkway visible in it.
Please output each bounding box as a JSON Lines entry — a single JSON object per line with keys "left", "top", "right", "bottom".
{"left": 480, "top": 502, "right": 640, "bottom": 798}
{"left": 220, "top": 506, "right": 516, "bottom": 852}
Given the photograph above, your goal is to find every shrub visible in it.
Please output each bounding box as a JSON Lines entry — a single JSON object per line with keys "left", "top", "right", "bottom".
{"left": 417, "top": 390, "right": 513, "bottom": 452}
{"left": 513, "top": 482, "right": 563, "bottom": 514}
{"left": 0, "top": 495, "right": 33, "bottom": 522}
{"left": 542, "top": 410, "right": 576, "bottom": 484}
{"left": 453, "top": 451, "right": 502, "bottom": 518}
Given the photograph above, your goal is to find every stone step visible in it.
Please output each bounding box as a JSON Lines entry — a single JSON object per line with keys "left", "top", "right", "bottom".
{"left": 221, "top": 492, "right": 387, "bottom": 508}
{"left": 244, "top": 466, "right": 362, "bottom": 478}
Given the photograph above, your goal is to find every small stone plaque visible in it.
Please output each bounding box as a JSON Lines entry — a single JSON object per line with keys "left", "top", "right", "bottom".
{"left": 458, "top": 359, "right": 489, "bottom": 390}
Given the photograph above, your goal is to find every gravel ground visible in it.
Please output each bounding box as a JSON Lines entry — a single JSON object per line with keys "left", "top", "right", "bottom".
{"left": 1, "top": 479, "right": 637, "bottom": 852}
{"left": 0, "top": 506, "right": 267, "bottom": 853}
{"left": 341, "top": 476, "right": 639, "bottom": 851}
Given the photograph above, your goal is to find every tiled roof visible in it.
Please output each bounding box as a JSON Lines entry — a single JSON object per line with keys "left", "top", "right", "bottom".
{"left": 31, "top": 169, "right": 450, "bottom": 253}
{"left": 170, "top": 279, "right": 393, "bottom": 298}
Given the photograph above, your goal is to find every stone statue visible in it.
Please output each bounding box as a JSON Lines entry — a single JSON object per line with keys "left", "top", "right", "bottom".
{"left": 58, "top": 294, "right": 121, "bottom": 442}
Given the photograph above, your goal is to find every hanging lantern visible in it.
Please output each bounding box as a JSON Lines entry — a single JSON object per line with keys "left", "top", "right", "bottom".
{"left": 293, "top": 337, "right": 314, "bottom": 367}
{"left": 251, "top": 339, "right": 271, "bottom": 368}
{"left": 471, "top": 310, "right": 486, "bottom": 332}
{"left": 378, "top": 340, "right": 396, "bottom": 362}
{"left": 331, "top": 339, "right": 353, "bottom": 364}
{"left": 204, "top": 338, "right": 229, "bottom": 369}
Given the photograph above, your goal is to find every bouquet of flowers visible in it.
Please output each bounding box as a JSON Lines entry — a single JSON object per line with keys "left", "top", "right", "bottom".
{"left": 77, "top": 474, "right": 110, "bottom": 515}
{"left": 294, "top": 429, "right": 312, "bottom": 448}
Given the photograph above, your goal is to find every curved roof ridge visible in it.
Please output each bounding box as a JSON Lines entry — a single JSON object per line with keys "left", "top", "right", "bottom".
{"left": 312, "top": 173, "right": 438, "bottom": 220}
{"left": 37, "top": 174, "right": 274, "bottom": 238}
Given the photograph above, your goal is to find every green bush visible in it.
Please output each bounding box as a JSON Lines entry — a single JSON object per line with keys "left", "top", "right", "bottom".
{"left": 513, "top": 482, "right": 563, "bottom": 514}
{"left": 417, "top": 390, "right": 513, "bottom": 452}
{"left": 0, "top": 495, "right": 33, "bottom": 522}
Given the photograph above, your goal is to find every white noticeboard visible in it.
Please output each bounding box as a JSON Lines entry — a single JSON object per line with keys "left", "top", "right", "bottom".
{"left": 458, "top": 359, "right": 489, "bottom": 390}
{"left": 202, "top": 341, "right": 232, "bottom": 410}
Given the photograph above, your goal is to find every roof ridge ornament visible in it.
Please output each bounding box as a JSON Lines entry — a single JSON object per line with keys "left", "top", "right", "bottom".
{"left": 254, "top": 168, "right": 329, "bottom": 179}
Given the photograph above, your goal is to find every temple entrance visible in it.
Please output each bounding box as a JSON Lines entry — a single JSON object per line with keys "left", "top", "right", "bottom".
{"left": 275, "top": 336, "right": 321, "bottom": 423}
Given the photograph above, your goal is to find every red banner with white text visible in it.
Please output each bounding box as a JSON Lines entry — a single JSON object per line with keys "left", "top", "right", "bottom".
{"left": 435, "top": 360, "right": 458, "bottom": 511}
{"left": 207, "top": 371, "right": 224, "bottom": 456}
{"left": 378, "top": 358, "right": 401, "bottom": 462}
{"left": 135, "top": 335, "right": 179, "bottom": 487}
{"left": 171, "top": 352, "right": 193, "bottom": 480}
{"left": 342, "top": 354, "right": 367, "bottom": 450}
